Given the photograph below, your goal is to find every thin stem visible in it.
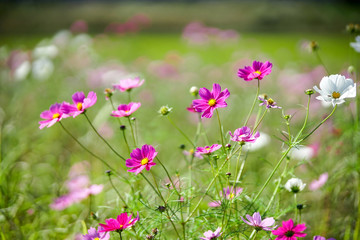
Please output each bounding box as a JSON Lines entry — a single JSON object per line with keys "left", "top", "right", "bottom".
{"left": 232, "top": 146, "right": 243, "bottom": 191}
{"left": 167, "top": 116, "right": 195, "bottom": 147}
{"left": 294, "top": 95, "right": 312, "bottom": 141}
{"left": 122, "top": 129, "right": 131, "bottom": 155}
{"left": 83, "top": 112, "right": 126, "bottom": 161}
{"left": 314, "top": 50, "right": 330, "bottom": 75}
{"left": 216, "top": 109, "right": 226, "bottom": 153}
{"left": 108, "top": 174, "right": 127, "bottom": 206}
{"left": 109, "top": 97, "right": 122, "bottom": 125}
{"left": 59, "top": 122, "right": 123, "bottom": 174}
{"left": 244, "top": 79, "right": 260, "bottom": 126}
{"left": 156, "top": 157, "right": 181, "bottom": 197}
{"left": 119, "top": 231, "right": 123, "bottom": 240}
{"left": 127, "top": 117, "right": 137, "bottom": 147}
{"left": 252, "top": 109, "right": 267, "bottom": 133}
{"left": 294, "top": 194, "right": 298, "bottom": 223}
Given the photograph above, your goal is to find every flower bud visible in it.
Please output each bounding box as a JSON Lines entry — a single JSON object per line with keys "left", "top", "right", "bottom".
{"left": 226, "top": 172, "right": 231, "bottom": 177}
{"left": 346, "top": 23, "right": 355, "bottom": 33}
{"left": 158, "top": 105, "right": 173, "bottom": 116}
{"left": 297, "top": 204, "right": 304, "bottom": 210}
{"left": 157, "top": 206, "right": 166, "bottom": 213}
{"left": 305, "top": 89, "right": 315, "bottom": 95}
{"left": 348, "top": 65, "right": 356, "bottom": 75}
{"left": 146, "top": 235, "right": 154, "bottom": 240}
{"left": 179, "top": 144, "right": 186, "bottom": 149}
{"left": 309, "top": 41, "right": 319, "bottom": 52}
{"left": 131, "top": 117, "right": 136, "bottom": 121}
{"left": 284, "top": 115, "right": 291, "bottom": 121}
{"left": 189, "top": 86, "right": 199, "bottom": 96}
{"left": 104, "top": 88, "right": 114, "bottom": 99}
{"left": 120, "top": 125, "right": 126, "bottom": 130}
{"left": 152, "top": 228, "right": 158, "bottom": 235}
{"left": 105, "top": 170, "right": 112, "bottom": 176}
{"left": 225, "top": 143, "right": 231, "bottom": 149}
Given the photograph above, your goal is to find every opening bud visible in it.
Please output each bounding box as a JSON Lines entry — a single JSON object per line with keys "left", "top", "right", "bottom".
{"left": 189, "top": 86, "right": 199, "bottom": 96}
{"left": 309, "top": 41, "right": 319, "bottom": 52}
{"left": 158, "top": 105, "right": 173, "bottom": 116}
{"left": 305, "top": 89, "right": 315, "bottom": 95}
{"left": 348, "top": 65, "right": 355, "bottom": 75}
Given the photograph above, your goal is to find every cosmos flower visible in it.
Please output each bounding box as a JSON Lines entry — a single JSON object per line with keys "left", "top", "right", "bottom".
{"left": 238, "top": 60, "right": 273, "bottom": 81}
{"left": 113, "top": 77, "right": 144, "bottom": 92}
{"left": 241, "top": 212, "right": 277, "bottom": 231}
{"left": 309, "top": 173, "right": 328, "bottom": 191}
{"left": 83, "top": 226, "right": 110, "bottom": 240}
{"left": 200, "top": 227, "right": 222, "bottom": 240}
{"left": 39, "top": 103, "right": 68, "bottom": 129}
{"left": 259, "top": 96, "right": 281, "bottom": 109}
{"left": 208, "top": 186, "right": 243, "bottom": 207}
{"left": 183, "top": 149, "right": 203, "bottom": 159}
{"left": 196, "top": 144, "right": 222, "bottom": 155}
{"left": 229, "top": 126, "right": 260, "bottom": 143}
{"left": 126, "top": 144, "right": 157, "bottom": 175}
{"left": 313, "top": 236, "right": 336, "bottom": 240}
{"left": 99, "top": 212, "right": 139, "bottom": 232}
{"left": 272, "top": 219, "right": 306, "bottom": 240}
{"left": 111, "top": 102, "right": 141, "bottom": 118}
{"left": 284, "top": 178, "right": 306, "bottom": 193}
{"left": 350, "top": 35, "right": 360, "bottom": 53}
{"left": 61, "top": 91, "right": 97, "bottom": 117}
{"left": 192, "top": 83, "right": 230, "bottom": 118}
{"left": 313, "top": 74, "right": 356, "bottom": 107}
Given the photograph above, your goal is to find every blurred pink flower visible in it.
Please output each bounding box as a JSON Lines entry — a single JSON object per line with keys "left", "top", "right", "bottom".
{"left": 183, "top": 149, "right": 203, "bottom": 159}
{"left": 111, "top": 102, "right": 141, "bottom": 118}
{"left": 209, "top": 186, "right": 243, "bottom": 207}
{"left": 70, "top": 20, "right": 88, "bottom": 33}
{"left": 241, "top": 212, "right": 277, "bottom": 231}
{"left": 200, "top": 227, "right": 222, "bottom": 240}
{"left": 83, "top": 226, "right": 110, "bottom": 240}
{"left": 229, "top": 126, "right": 260, "bottom": 143}
{"left": 113, "top": 77, "right": 144, "bottom": 92}
{"left": 196, "top": 144, "right": 222, "bottom": 155}
{"left": 309, "top": 173, "right": 328, "bottom": 191}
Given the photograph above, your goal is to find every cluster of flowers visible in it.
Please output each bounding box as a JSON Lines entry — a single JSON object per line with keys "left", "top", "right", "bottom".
{"left": 40, "top": 59, "right": 354, "bottom": 239}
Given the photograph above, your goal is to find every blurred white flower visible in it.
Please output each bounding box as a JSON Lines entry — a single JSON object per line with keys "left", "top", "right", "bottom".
{"left": 285, "top": 178, "right": 306, "bottom": 193}
{"left": 350, "top": 36, "right": 360, "bottom": 53}
{"left": 243, "top": 132, "right": 270, "bottom": 152}
{"left": 14, "top": 61, "right": 31, "bottom": 81}
{"left": 52, "top": 30, "right": 72, "bottom": 48}
{"left": 289, "top": 145, "right": 316, "bottom": 161}
{"left": 313, "top": 74, "right": 356, "bottom": 107}
{"left": 33, "top": 45, "right": 58, "bottom": 59}
{"left": 32, "top": 57, "right": 54, "bottom": 81}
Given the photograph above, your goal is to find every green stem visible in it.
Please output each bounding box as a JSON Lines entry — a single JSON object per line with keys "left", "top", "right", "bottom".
{"left": 314, "top": 50, "right": 330, "bottom": 75}
{"left": 59, "top": 122, "right": 123, "bottom": 174}
{"left": 109, "top": 97, "right": 122, "bottom": 125}
{"left": 294, "top": 194, "right": 298, "bottom": 223}
{"left": 122, "top": 129, "right": 131, "bottom": 155}
{"left": 232, "top": 146, "right": 243, "bottom": 191}
{"left": 252, "top": 109, "right": 267, "bottom": 133}
{"left": 119, "top": 231, "right": 123, "bottom": 240}
{"left": 216, "top": 109, "right": 226, "bottom": 154}
{"left": 167, "top": 116, "right": 195, "bottom": 147}
{"left": 127, "top": 117, "right": 137, "bottom": 147}
{"left": 108, "top": 174, "right": 127, "bottom": 206}
{"left": 244, "top": 79, "right": 260, "bottom": 126}
{"left": 83, "top": 112, "right": 126, "bottom": 161}
{"left": 156, "top": 157, "right": 181, "bottom": 197}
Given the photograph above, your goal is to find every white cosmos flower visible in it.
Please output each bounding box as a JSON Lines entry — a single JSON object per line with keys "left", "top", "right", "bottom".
{"left": 285, "top": 178, "right": 306, "bottom": 193}
{"left": 350, "top": 36, "right": 360, "bottom": 53}
{"left": 313, "top": 74, "right": 356, "bottom": 107}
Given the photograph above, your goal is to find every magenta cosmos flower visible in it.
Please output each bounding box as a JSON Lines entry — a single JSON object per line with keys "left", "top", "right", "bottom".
{"left": 196, "top": 144, "right": 222, "bottom": 155}
{"left": 83, "top": 226, "right": 110, "bottom": 240}
{"left": 113, "top": 77, "right": 144, "bottom": 92}
{"left": 192, "top": 83, "right": 230, "bottom": 118}
{"left": 229, "top": 126, "right": 260, "bottom": 143}
{"left": 238, "top": 61, "right": 273, "bottom": 81}
{"left": 39, "top": 103, "right": 68, "bottom": 129}
{"left": 99, "top": 212, "right": 139, "bottom": 232}
{"left": 209, "top": 186, "right": 243, "bottom": 207}
{"left": 61, "top": 91, "right": 97, "bottom": 117}
{"left": 111, "top": 102, "right": 141, "bottom": 118}
{"left": 241, "top": 212, "right": 277, "bottom": 231}
{"left": 272, "top": 219, "right": 306, "bottom": 240}
{"left": 126, "top": 144, "right": 157, "bottom": 175}
{"left": 200, "top": 227, "right": 222, "bottom": 240}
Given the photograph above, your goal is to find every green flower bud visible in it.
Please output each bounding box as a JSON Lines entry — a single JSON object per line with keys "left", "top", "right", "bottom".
{"left": 158, "top": 105, "right": 173, "bottom": 116}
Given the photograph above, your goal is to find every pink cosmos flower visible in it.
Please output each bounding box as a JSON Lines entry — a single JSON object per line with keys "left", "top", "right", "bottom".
{"left": 83, "top": 226, "right": 110, "bottom": 240}
{"left": 192, "top": 83, "right": 230, "bottom": 118}
{"left": 272, "top": 219, "right": 306, "bottom": 240}
{"left": 61, "top": 91, "right": 97, "bottom": 117}
{"left": 196, "top": 144, "right": 222, "bottom": 155}
{"left": 99, "top": 212, "right": 139, "bottom": 232}
{"left": 39, "top": 103, "right": 69, "bottom": 129}
{"left": 208, "top": 186, "right": 243, "bottom": 207}
{"left": 238, "top": 60, "right": 273, "bottom": 81}
{"left": 126, "top": 144, "right": 157, "bottom": 175}
{"left": 183, "top": 149, "right": 203, "bottom": 159}
{"left": 241, "top": 212, "right": 277, "bottom": 231}
{"left": 113, "top": 77, "right": 144, "bottom": 92}
{"left": 229, "top": 127, "right": 260, "bottom": 143}
{"left": 313, "top": 236, "right": 336, "bottom": 240}
{"left": 259, "top": 96, "right": 281, "bottom": 109}
{"left": 111, "top": 102, "right": 141, "bottom": 118}
{"left": 186, "top": 103, "right": 197, "bottom": 113}
{"left": 200, "top": 227, "right": 222, "bottom": 240}
{"left": 309, "top": 173, "right": 328, "bottom": 191}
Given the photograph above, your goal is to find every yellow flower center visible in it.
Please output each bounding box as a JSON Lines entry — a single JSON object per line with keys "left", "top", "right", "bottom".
{"left": 141, "top": 158, "right": 149, "bottom": 165}
{"left": 120, "top": 224, "right": 123, "bottom": 228}
{"left": 52, "top": 113, "right": 60, "bottom": 119}
{"left": 229, "top": 193, "right": 235, "bottom": 199}
{"left": 94, "top": 238, "right": 99, "bottom": 240}
{"left": 208, "top": 99, "right": 216, "bottom": 107}
{"left": 254, "top": 70, "right": 261, "bottom": 75}
{"left": 189, "top": 149, "right": 194, "bottom": 155}
{"left": 267, "top": 98, "right": 274, "bottom": 105}
{"left": 76, "top": 102, "right": 83, "bottom": 111}
{"left": 206, "top": 147, "right": 211, "bottom": 151}
{"left": 332, "top": 91, "right": 341, "bottom": 99}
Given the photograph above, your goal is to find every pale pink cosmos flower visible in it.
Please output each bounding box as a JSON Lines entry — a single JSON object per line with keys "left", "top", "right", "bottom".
{"left": 272, "top": 219, "right": 306, "bottom": 240}
{"left": 113, "top": 77, "right": 144, "bottom": 92}
{"left": 126, "top": 144, "right": 157, "bottom": 175}
{"left": 241, "top": 212, "right": 277, "bottom": 231}
{"left": 83, "top": 226, "right": 110, "bottom": 240}
{"left": 196, "top": 144, "right": 222, "bottom": 155}
{"left": 313, "top": 236, "right": 336, "bottom": 240}
{"left": 39, "top": 103, "right": 69, "bottom": 129}
{"left": 111, "top": 102, "right": 141, "bottom": 118}
{"left": 238, "top": 61, "right": 273, "bottom": 81}
{"left": 309, "top": 173, "right": 328, "bottom": 191}
{"left": 183, "top": 149, "right": 203, "bottom": 159}
{"left": 229, "top": 126, "right": 260, "bottom": 143}
{"left": 61, "top": 91, "right": 97, "bottom": 117}
{"left": 208, "top": 186, "right": 243, "bottom": 207}
{"left": 259, "top": 96, "right": 281, "bottom": 109}
{"left": 200, "top": 227, "right": 222, "bottom": 240}
{"left": 99, "top": 212, "right": 139, "bottom": 232}
{"left": 192, "top": 83, "right": 230, "bottom": 118}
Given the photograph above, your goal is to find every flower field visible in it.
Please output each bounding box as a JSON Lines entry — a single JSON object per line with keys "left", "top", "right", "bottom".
{"left": 1, "top": 8, "right": 360, "bottom": 239}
